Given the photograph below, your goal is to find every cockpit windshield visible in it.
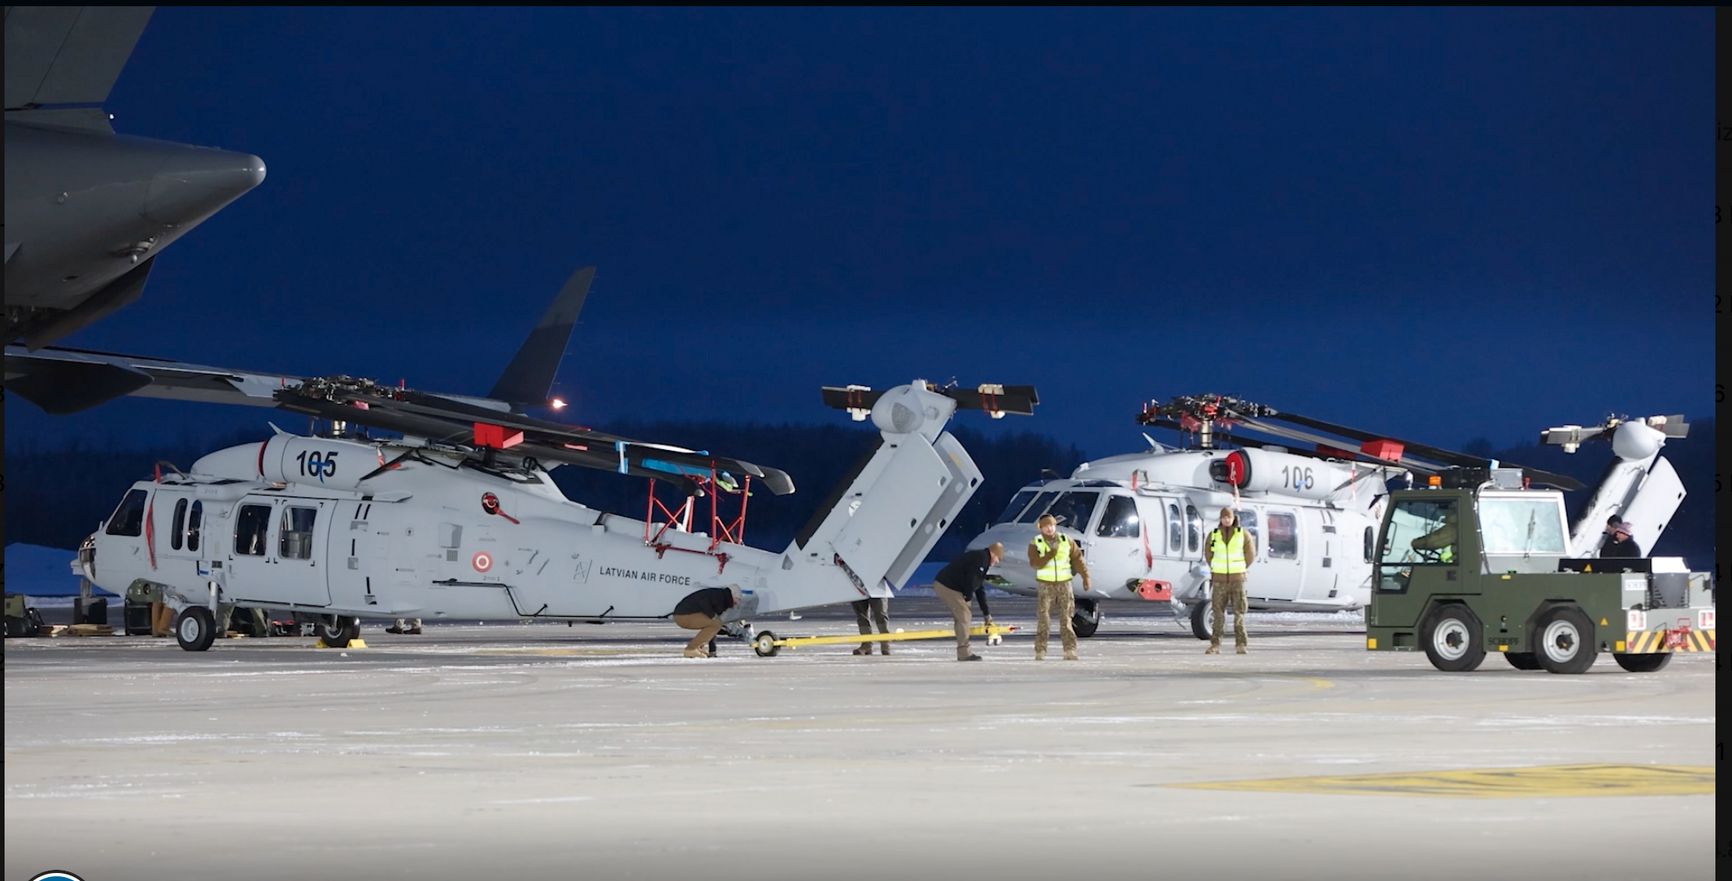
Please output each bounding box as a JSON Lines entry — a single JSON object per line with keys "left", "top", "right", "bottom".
{"left": 1013, "top": 491, "right": 1060, "bottom": 524}
{"left": 1042, "top": 491, "right": 1100, "bottom": 532}
{"left": 996, "top": 490, "right": 1038, "bottom": 525}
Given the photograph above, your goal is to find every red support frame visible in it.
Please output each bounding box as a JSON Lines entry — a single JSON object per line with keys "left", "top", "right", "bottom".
{"left": 641, "top": 466, "right": 756, "bottom": 574}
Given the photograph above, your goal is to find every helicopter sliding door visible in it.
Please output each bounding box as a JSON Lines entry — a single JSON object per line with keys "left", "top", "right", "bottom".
{"left": 225, "top": 496, "right": 333, "bottom": 609}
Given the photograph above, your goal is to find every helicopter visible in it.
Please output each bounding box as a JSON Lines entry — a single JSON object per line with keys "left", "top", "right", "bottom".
{"left": 77, "top": 365, "right": 1038, "bottom": 652}
{"left": 962, "top": 394, "right": 1678, "bottom": 642}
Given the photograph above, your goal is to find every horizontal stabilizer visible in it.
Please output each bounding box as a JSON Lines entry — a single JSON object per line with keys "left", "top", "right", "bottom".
{"left": 821, "top": 382, "right": 1038, "bottom": 418}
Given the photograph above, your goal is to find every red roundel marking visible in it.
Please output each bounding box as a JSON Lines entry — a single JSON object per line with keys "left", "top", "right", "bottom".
{"left": 472, "top": 551, "right": 493, "bottom": 573}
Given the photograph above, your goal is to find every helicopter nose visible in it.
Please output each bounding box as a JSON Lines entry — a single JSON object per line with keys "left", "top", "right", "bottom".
{"left": 142, "top": 148, "right": 267, "bottom": 227}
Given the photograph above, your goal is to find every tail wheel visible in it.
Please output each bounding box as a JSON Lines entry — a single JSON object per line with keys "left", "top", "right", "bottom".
{"left": 1188, "top": 600, "right": 1212, "bottom": 641}
{"left": 1503, "top": 652, "right": 1541, "bottom": 670}
{"left": 1072, "top": 598, "right": 1101, "bottom": 638}
{"left": 1421, "top": 605, "right": 1485, "bottom": 672}
{"left": 1612, "top": 651, "right": 1671, "bottom": 673}
{"left": 318, "top": 615, "right": 361, "bottom": 648}
{"left": 1534, "top": 605, "right": 1597, "bottom": 674}
{"left": 752, "top": 630, "right": 780, "bottom": 657}
{"left": 175, "top": 607, "right": 217, "bottom": 652}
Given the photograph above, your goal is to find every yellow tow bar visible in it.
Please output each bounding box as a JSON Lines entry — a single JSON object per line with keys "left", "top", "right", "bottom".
{"left": 751, "top": 623, "right": 1018, "bottom": 657}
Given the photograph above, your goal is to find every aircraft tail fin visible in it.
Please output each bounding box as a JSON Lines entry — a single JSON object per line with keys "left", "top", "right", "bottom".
{"left": 756, "top": 381, "right": 1028, "bottom": 616}
{"left": 486, "top": 265, "right": 593, "bottom": 410}
{"left": 5, "top": 6, "right": 153, "bottom": 113}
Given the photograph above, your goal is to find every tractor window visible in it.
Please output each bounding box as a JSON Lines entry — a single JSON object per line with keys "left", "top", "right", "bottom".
{"left": 1376, "top": 499, "right": 1456, "bottom": 592}
{"left": 1478, "top": 497, "right": 1566, "bottom": 556}
{"left": 235, "top": 504, "right": 272, "bottom": 556}
{"left": 1185, "top": 504, "right": 1202, "bottom": 553}
{"left": 105, "top": 490, "right": 148, "bottom": 537}
{"left": 1014, "top": 491, "right": 1059, "bottom": 524}
{"left": 1363, "top": 525, "right": 1375, "bottom": 563}
{"left": 996, "top": 490, "right": 1037, "bottom": 525}
{"left": 1095, "top": 495, "right": 1140, "bottom": 538}
{"left": 279, "top": 507, "right": 318, "bottom": 560}
{"left": 187, "top": 501, "right": 204, "bottom": 553}
{"left": 1267, "top": 511, "right": 1298, "bottom": 559}
{"left": 1045, "top": 492, "right": 1100, "bottom": 533}
{"left": 170, "top": 498, "right": 188, "bottom": 550}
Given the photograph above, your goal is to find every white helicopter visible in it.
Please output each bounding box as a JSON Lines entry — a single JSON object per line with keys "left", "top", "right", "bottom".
{"left": 965, "top": 394, "right": 1600, "bottom": 641}
{"left": 52, "top": 261, "right": 1040, "bottom": 651}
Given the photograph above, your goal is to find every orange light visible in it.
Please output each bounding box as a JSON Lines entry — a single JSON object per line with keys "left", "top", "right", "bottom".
{"left": 549, "top": 397, "right": 568, "bottom": 411}
{"left": 1426, "top": 475, "right": 1442, "bottom": 488}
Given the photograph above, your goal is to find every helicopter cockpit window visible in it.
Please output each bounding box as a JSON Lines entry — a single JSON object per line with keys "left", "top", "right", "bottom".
{"left": 1044, "top": 492, "right": 1100, "bottom": 533}
{"left": 187, "top": 501, "right": 204, "bottom": 553}
{"left": 1168, "top": 503, "right": 1182, "bottom": 554}
{"left": 1185, "top": 504, "right": 1202, "bottom": 553}
{"left": 1478, "top": 497, "right": 1566, "bottom": 556}
{"left": 1266, "top": 511, "right": 1298, "bottom": 559}
{"left": 105, "top": 489, "right": 148, "bottom": 537}
{"left": 235, "top": 504, "right": 272, "bottom": 556}
{"left": 279, "top": 507, "right": 318, "bottom": 560}
{"left": 170, "top": 498, "right": 188, "bottom": 551}
{"left": 1095, "top": 496, "right": 1140, "bottom": 538}
{"left": 1014, "top": 491, "right": 1060, "bottom": 524}
{"left": 1377, "top": 499, "right": 1456, "bottom": 592}
{"left": 996, "top": 490, "right": 1038, "bottom": 525}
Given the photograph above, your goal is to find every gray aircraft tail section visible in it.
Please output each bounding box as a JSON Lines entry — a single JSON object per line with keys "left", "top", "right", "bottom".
{"left": 5, "top": 6, "right": 153, "bottom": 113}
{"left": 486, "top": 265, "right": 593, "bottom": 410}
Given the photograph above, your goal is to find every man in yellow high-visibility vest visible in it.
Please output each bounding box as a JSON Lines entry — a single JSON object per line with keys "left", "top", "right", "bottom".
{"left": 1027, "top": 514, "right": 1091, "bottom": 660}
{"left": 1203, "top": 507, "right": 1256, "bottom": 655}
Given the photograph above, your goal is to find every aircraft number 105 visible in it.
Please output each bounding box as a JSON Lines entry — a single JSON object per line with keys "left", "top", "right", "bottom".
{"left": 1281, "top": 465, "right": 1314, "bottom": 491}
{"left": 296, "top": 450, "right": 339, "bottom": 479}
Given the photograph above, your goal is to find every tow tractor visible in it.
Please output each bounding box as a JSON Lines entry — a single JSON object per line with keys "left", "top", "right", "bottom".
{"left": 1366, "top": 416, "right": 1713, "bottom": 674}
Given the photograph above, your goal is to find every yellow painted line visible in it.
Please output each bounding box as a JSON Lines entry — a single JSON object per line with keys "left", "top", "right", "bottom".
{"left": 1170, "top": 764, "right": 1714, "bottom": 799}
{"left": 1307, "top": 678, "right": 1334, "bottom": 690}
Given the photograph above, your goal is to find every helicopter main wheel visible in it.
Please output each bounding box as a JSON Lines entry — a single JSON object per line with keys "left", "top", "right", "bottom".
{"left": 1534, "top": 605, "right": 1596, "bottom": 675}
{"left": 1503, "top": 651, "right": 1542, "bottom": 671}
{"left": 1188, "top": 600, "right": 1213, "bottom": 641}
{"left": 1612, "top": 652, "right": 1672, "bottom": 673}
{"left": 317, "top": 615, "right": 361, "bottom": 648}
{"left": 1071, "top": 598, "right": 1101, "bottom": 638}
{"left": 175, "top": 606, "right": 217, "bottom": 652}
{"left": 1421, "top": 604, "right": 1485, "bottom": 672}
{"left": 751, "top": 630, "right": 780, "bottom": 657}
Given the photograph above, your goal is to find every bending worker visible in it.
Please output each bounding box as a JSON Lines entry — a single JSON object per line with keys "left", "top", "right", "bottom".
{"left": 1203, "top": 507, "right": 1256, "bottom": 655}
{"left": 932, "top": 541, "right": 1004, "bottom": 661}
{"left": 671, "top": 586, "right": 741, "bottom": 658}
{"left": 1028, "top": 514, "right": 1089, "bottom": 661}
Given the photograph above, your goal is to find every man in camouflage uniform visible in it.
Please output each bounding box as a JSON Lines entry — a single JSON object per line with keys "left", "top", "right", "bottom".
{"left": 1027, "top": 514, "right": 1090, "bottom": 660}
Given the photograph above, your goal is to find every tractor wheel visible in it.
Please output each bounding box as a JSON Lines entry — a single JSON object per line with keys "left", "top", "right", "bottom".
{"left": 1612, "top": 652, "right": 1671, "bottom": 673}
{"left": 1534, "top": 605, "right": 1597, "bottom": 674}
{"left": 1421, "top": 605, "right": 1485, "bottom": 672}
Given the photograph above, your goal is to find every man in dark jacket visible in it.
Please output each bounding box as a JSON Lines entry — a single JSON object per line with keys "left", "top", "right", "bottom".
{"left": 672, "top": 586, "right": 740, "bottom": 658}
{"left": 932, "top": 542, "right": 1004, "bottom": 661}
{"left": 1599, "top": 516, "right": 1642, "bottom": 558}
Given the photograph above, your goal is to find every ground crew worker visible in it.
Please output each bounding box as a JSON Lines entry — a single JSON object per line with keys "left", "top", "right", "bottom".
{"left": 1203, "top": 507, "right": 1255, "bottom": 655}
{"left": 671, "top": 586, "right": 740, "bottom": 658}
{"left": 1599, "top": 516, "right": 1641, "bottom": 558}
{"left": 851, "top": 597, "right": 892, "bottom": 655}
{"left": 1410, "top": 505, "right": 1458, "bottom": 563}
{"left": 932, "top": 542, "right": 1004, "bottom": 661}
{"left": 1028, "top": 515, "right": 1089, "bottom": 660}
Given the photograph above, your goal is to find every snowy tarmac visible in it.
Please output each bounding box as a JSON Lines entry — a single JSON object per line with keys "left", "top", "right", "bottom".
{"left": 3, "top": 599, "right": 1716, "bottom": 881}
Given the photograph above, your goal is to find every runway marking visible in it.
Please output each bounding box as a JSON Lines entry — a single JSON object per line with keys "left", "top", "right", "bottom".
{"left": 1168, "top": 764, "right": 1714, "bottom": 798}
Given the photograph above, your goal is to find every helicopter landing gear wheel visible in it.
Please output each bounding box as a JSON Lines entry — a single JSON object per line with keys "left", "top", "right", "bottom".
{"left": 1071, "top": 598, "right": 1100, "bottom": 638}
{"left": 317, "top": 615, "right": 360, "bottom": 648}
{"left": 1188, "top": 600, "right": 1212, "bottom": 641}
{"left": 175, "top": 606, "right": 217, "bottom": 652}
{"left": 752, "top": 630, "right": 780, "bottom": 657}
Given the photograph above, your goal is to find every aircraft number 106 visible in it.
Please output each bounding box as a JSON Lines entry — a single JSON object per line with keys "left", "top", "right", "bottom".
{"left": 1280, "top": 465, "right": 1314, "bottom": 491}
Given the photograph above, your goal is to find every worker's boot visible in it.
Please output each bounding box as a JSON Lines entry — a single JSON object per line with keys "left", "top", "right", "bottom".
{"left": 853, "top": 645, "right": 870, "bottom": 656}
{"left": 878, "top": 641, "right": 891, "bottom": 656}
{"left": 1236, "top": 645, "right": 1247, "bottom": 655}
{"left": 683, "top": 647, "right": 707, "bottom": 658}
{"left": 1063, "top": 650, "right": 1078, "bottom": 661}
{"left": 1204, "top": 644, "right": 1220, "bottom": 655}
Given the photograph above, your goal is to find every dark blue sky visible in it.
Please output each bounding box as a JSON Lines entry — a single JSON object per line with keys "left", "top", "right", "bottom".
{"left": 10, "top": 7, "right": 1714, "bottom": 461}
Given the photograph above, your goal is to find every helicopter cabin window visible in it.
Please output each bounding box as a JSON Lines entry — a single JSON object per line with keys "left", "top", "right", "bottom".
{"left": 996, "top": 490, "right": 1038, "bottom": 525}
{"left": 1185, "top": 504, "right": 1202, "bottom": 553}
{"left": 235, "top": 504, "right": 272, "bottom": 556}
{"left": 1266, "top": 511, "right": 1298, "bottom": 559}
{"left": 1167, "top": 504, "right": 1182, "bottom": 554}
{"left": 170, "top": 498, "right": 188, "bottom": 550}
{"left": 1045, "top": 492, "right": 1100, "bottom": 533}
{"left": 1478, "top": 497, "right": 1566, "bottom": 556}
{"left": 187, "top": 501, "right": 204, "bottom": 553}
{"left": 1014, "top": 491, "right": 1060, "bottom": 524}
{"left": 1095, "top": 496, "right": 1140, "bottom": 538}
{"left": 279, "top": 507, "right": 318, "bottom": 560}
{"left": 1234, "top": 509, "right": 1259, "bottom": 557}
{"left": 105, "top": 489, "right": 148, "bottom": 537}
